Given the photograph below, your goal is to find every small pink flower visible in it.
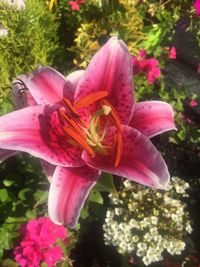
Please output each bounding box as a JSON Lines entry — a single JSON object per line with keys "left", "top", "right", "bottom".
{"left": 146, "top": 65, "right": 161, "bottom": 84}
{"left": 194, "top": 0, "right": 200, "bottom": 16}
{"left": 14, "top": 217, "right": 67, "bottom": 267}
{"left": 138, "top": 49, "right": 147, "bottom": 59}
{"left": 132, "top": 50, "right": 161, "bottom": 84}
{"left": 43, "top": 247, "right": 63, "bottom": 267}
{"left": 69, "top": 1, "right": 80, "bottom": 10}
{"left": 69, "top": 0, "right": 85, "bottom": 11}
{"left": 189, "top": 99, "right": 198, "bottom": 107}
{"left": 168, "top": 47, "right": 176, "bottom": 59}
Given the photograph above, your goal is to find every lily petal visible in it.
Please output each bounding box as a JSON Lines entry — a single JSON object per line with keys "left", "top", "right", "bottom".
{"left": 48, "top": 165, "right": 100, "bottom": 227}
{"left": 82, "top": 125, "right": 170, "bottom": 189}
{"left": 24, "top": 66, "right": 75, "bottom": 105}
{"left": 40, "top": 160, "right": 56, "bottom": 182}
{"left": 74, "top": 37, "right": 135, "bottom": 124}
{"left": 129, "top": 101, "right": 176, "bottom": 138}
{"left": 0, "top": 149, "right": 18, "bottom": 163}
{"left": 0, "top": 105, "right": 84, "bottom": 167}
{"left": 66, "top": 70, "right": 85, "bottom": 90}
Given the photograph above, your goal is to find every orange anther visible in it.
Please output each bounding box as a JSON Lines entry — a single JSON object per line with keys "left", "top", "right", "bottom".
{"left": 101, "top": 99, "right": 123, "bottom": 132}
{"left": 75, "top": 117, "right": 88, "bottom": 129}
{"left": 63, "top": 98, "right": 80, "bottom": 117}
{"left": 74, "top": 91, "right": 109, "bottom": 109}
{"left": 58, "top": 110, "right": 86, "bottom": 140}
{"left": 113, "top": 132, "right": 123, "bottom": 167}
{"left": 63, "top": 125, "right": 94, "bottom": 157}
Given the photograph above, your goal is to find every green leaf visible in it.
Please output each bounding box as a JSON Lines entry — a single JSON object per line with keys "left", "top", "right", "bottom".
{"left": 80, "top": 205, "right": 89, "bottom": 220}
{"left": 0, "top": 248, "right": 3, "bottom": 261}
{"left": 1, "top": 259, "right": 18, "bottom": 267}
{"left": 88, "top": 190, "right": 103, "bottom": 205}
{"left": 0, "top": 189, "right": 11, "bottom": 203}
{"left": 18, "top": 188, "right": 31, "bottom": 201}
{"left": 142, "top": 24, "right": 169, "bottom": 50}
{"left": 33, "top": 190, "right": 48, "bottom": 208}
{"left": 3, "top": 179, "right": 14, "bottom": 187}
{"left": 95, "top": 173, "right": 117, "bottom": 194}
{"left": 0, "top": 229, "right": 9, "bottom": 248}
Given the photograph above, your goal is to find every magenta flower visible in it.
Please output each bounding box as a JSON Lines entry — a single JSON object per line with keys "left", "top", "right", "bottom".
{"left": 0, "top": 37, "right": 175, "bottom": 227}
{"left": 69, "top": 0, "right": 85, "bottom": 11}
{"left": 69, "top": 1, "right": 80, "bottom": 10}
{"left": 14, "top": 217, "right": 67, "bottom": 267}
{"left": 132, "top": 49, "right": 161, "bottom": 84}
{"left": 189, "top": 99, "right": 198, "bottom": 107}
{"left": 168, "top": 47, "right": 176, "bottom": 59}
{"left": 194, "top": 0, "right": 200, "bottom": 16}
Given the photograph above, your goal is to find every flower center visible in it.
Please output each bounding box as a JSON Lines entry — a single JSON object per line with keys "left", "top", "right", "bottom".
{"left": 58, "top": 91, "right": 123, "bottom": 167}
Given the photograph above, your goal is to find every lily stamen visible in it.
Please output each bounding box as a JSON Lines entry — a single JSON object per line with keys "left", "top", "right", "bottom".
{"left": 63, "top": 98, "right": 80, "bottom": 117}
{"left": 73, "top": 91, "right": 109, "bottom": 109}
{"left": 63, "top": 125, "right": 94, "bottom": 157}
{"left": 113, "top": 132, "right": 123, "bottom": 167}
{"left": 101, "top": 99, "right": 123, "bottom": 132}
{"left": 59, "top": 109, "right": 86, "bottom": 140}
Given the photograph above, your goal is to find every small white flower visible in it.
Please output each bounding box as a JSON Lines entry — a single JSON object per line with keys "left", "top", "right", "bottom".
{"left": 150, "top": 227, "right": 158, "bottom": 235}
{"left": 144, "top": 232, "right": 153, "bottom": 242}
{"left": 143, "top": 255, "right": 152, "bottom": 266}
{"left": 114, "top": 207, "right": 123, "bottom": 216}
{"left": 123, "top": 180, "right": 133, "bottom": 189}
{"left": 150, "top": 216, "right": 158, "bottom": 225}
{"left": 137, "top": 242, "right": 147, "bottom": 251}
{"left": 171, "top": 213, "right": 179, "bottom": 222}
{"left": 0, "top": 27, "right": 8, "bottom": 37}
{"left": 129, "top": 218, "right": 140, "bottom": 229}
{"left": 136, "top": 249, "right": 146, "bottom": 257}
{"left": 132, "top": 235, "right": 139, "bottom": 243}
{"left": 186, "top": 224, "right": 193, "bottom": 233}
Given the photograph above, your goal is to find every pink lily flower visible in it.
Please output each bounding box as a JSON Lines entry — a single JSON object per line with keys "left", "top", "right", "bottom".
{"left": 0, "top": 37, "right": 175, "bottom": 228}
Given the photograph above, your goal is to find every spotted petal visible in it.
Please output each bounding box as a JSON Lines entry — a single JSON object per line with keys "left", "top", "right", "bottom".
{"left": 48, "top": 165, "right": 100, "bottom": 227}
{"left": 74, "top": 37, "right": 135, "bottom": 124}
{"left": 0, "top": 105, "right": 84, "bottom": 167}
{"left": 129, "top": 101, "right": 176, "bottom": 138}
{"left": 82, "top": 125, "right": 170, "bottom": 189}
{"left": 24, "top": 66, "right": 75, "bottom": 105}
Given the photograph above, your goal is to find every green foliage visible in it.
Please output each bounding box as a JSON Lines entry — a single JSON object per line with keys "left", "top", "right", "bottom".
{"left": 56, "top": 0, "right": 145, "bottom": 68}
{"left": 0, "top": 0, "right": 59, "bottom": 112}
{"left": 0, "top": 155, "right": 48, "bottom": 260}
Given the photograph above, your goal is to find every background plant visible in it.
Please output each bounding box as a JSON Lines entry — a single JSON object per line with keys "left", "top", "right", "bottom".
{"left": 0, "top": 0, "right": 59, "bottom": 115}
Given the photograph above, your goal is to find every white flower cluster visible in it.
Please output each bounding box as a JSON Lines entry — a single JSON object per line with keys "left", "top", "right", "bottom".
{"left": 103, "top": 177, "right": 192, "bottom": 266}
